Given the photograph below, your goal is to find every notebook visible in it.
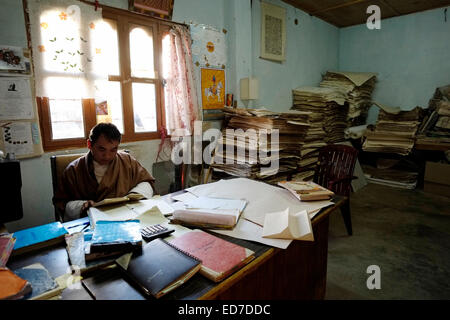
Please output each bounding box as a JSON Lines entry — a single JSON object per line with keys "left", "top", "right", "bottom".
{"left": 12, "top": 263, "right": 62, "bottom": 300}
{"left": 12, "top": 222, "right": 68, "bottom": 256}
{"left": 0, "top": 234, "right": 16, "bottom": 267}
{"left": 116, "top": 238, "right": 201, "bottom": 299}
{"left": 90, "top": 220, "right": 142, "bottom": 253}
{"left": 278, "top": 180, "right": 334, "bottom": 201}
{"left": 0, "top": 268, "right": 32, "bottom": 300}
{"left": 169, "top": 230, "right": 255, "bottom": 282}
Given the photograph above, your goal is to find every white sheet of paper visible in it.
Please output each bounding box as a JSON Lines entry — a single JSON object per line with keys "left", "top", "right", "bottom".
{"left": 2, "top": 122, "right": 33, "bottom": 156}
{"left": 184, "top": 196, "right": 247, "bottom": 212}
{"left": 171, "top": 192, "right": 198, "bottom": 203}
{"left": 125, "top": 198, "right": 175, "bottom": 216}
{"left": 88, "top": 206, "right": 140, "bottom": 228}
{"left": 0, "top": 77, "right": 34, "bottom": 120}
{"left": 213, "top": 217, "right": 292, "bottom": 249}
{"left": 262, "top": 209, "right": 313, "bottom": 241}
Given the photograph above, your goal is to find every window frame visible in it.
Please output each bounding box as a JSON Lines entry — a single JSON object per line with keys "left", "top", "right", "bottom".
{"left": 36, "top": 5, "right": 174, "bottom": 151}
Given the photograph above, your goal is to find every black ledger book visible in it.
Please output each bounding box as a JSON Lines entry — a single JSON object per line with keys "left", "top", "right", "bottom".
{"left": 116, "top": 238, "right": 201, "bottom": 299}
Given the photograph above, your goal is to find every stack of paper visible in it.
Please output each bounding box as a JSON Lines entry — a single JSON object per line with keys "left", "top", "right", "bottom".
{"left": 291, "top": 86, "right": 347, "bottom": 180}
{"left": 362, "top": 157, "right": 419, "bottom": 189}
{"left": 417, "top": 85, "right": 450, "bottom": 145}
{"left": 320, "top": 71, "right": 377, "bottom": 126}
{"left": 363, "top": 106, "right": 421, "bottom": 155}
{"left": 170, "top": 195, "right": 248, "bottom": 229}
{"left": 210, "top": 107, "right": 310, "bottom": 183}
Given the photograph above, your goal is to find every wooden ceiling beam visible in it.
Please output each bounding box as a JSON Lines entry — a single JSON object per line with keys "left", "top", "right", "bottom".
{"left": 378, "top": 0, "right": 401, "bottom": 15}
{"left": 310, "top": 0, "right": 367, "bottom": 15}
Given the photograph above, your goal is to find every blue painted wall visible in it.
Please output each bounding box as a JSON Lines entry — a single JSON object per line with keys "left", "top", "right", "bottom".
{"left": 339, "top": 7, "right": 450, "bottom": 123}
{"left": 251, "top": 0, "right": 339, "bottom": 112}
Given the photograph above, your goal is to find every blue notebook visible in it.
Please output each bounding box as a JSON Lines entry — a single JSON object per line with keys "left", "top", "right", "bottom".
{"left": 90, "top": 220, "right": 142, "bottom": 251}
{"left": 13, "top": 263, "right": 61, "bottom": 300}
{"left": 13, "top": 222, "right": 68, "bottom": 254}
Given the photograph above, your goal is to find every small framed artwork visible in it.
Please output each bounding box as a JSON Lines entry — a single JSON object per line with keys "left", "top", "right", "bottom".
{"left": 260, "top": 2, "right": 286, "bottom": 62}
{"left": 201, "top": 67, "right": 226, "bottom": 110}
{"left": 128, "top": 0, "right": 174, "bottom": 20}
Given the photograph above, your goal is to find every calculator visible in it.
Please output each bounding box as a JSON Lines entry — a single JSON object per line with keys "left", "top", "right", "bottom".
{"left": 140, "top": 224, "right": 175, "bottom": 242}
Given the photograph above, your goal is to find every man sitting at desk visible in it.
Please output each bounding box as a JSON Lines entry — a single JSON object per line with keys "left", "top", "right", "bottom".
{"left": 53, "top": 123, "right": 156, "bottom": 221}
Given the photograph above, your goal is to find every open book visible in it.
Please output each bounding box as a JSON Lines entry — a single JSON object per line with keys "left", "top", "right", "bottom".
{"left": 278, "top": 180, "right": 334, "bottom": 201}
{"left": 92, "top": 193, "right": 145, "bottom": 208}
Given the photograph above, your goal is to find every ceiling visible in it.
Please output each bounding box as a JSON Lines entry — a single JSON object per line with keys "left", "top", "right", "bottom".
{"left": 282, "top": 0, "right": 450, "bottom": 27}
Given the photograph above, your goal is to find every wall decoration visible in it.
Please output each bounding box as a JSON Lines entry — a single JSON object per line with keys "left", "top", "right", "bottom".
{"left": 260, "top": 1, "right": 286, "bottom": 62}
{"left": 129, "top": 0, "right": 174, "bottom": 20}
{"left": 191, "top": 24, "right": 227, "bottom": 69}
{"left": 201, "top": 68, "right": 225, "bottom": 110}
{"left": 0, "top": 45, "right": 26, "bottom": 72}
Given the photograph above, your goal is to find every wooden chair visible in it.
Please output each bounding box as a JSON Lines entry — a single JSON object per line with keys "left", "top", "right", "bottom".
{"left": 50, "top": 153, "right": 86, "bottom": 222}
{"left": 50, "top": 150, "right": 132, "bottom": 222}
{"left": 313, "top": 144, "right": 359, "bottom": 235}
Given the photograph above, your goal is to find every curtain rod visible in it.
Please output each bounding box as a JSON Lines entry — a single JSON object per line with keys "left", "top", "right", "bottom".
{"left": 78, "top": 0, "right": 189, "bottom": 28}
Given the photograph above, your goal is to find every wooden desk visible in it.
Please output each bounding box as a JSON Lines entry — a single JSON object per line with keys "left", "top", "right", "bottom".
{"left": 7, "top": 195, "right": 346, "bottom": 300}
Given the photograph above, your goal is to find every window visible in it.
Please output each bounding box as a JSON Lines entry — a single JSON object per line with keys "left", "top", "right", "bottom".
{"left": 33, "top": 3, "right": 173, "bottom": 151}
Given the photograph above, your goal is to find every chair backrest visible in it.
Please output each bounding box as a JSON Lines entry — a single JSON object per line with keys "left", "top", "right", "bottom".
{"left": 50, "top": 150, "right": 131, "bottom": 221}
{"left": 313, "top": 144, "right": 359, "bottom": 197}
{"left": 50, "top": 153, "right": 86, "bottom": 221}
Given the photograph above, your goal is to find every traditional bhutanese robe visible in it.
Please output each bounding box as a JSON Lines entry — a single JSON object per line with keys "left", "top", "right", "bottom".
{"left": 53, "top": 151, "right": 155, "bottom": 218}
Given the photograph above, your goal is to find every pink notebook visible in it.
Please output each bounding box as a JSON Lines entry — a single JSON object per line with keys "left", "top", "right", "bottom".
{"left": 0, "top": 234, "right": 16, "bottom": 267}
{"left": 169, "top": 230, "right": 255, "bottom": 282}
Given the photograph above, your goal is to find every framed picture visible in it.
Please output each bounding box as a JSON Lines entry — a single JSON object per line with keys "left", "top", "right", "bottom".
{"left": 201, "top": 68, "right": 225, "bottom": 110}
{"left": 260, "top": 2, "right": 286, "bottom": 62}
{"left": 128, "top": 0, "right": 174, "bottom": 20}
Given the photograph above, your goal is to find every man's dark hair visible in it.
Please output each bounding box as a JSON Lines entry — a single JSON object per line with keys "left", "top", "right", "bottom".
{"left": 89, "top": 123, "right": 122, "bottom": 144}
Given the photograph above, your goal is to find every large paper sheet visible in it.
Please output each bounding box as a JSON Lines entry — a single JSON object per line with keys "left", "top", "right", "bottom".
{"left": 186, "top": 178, "right": 333, "bottom": 248}
{"left": 212, "top": 217, "right": 292, "bottom": 249}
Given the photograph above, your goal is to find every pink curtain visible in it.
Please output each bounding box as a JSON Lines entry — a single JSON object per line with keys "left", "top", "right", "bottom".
{"left": 164, "top": 25, "right": 200, "bottom": 137}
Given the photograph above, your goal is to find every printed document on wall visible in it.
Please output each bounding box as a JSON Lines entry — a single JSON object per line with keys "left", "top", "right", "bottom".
{"left": 0, "top": 77, "right": 34, "bottom": 120}
{"left": 2, "top": 122, "right": 33, "bottom": 156}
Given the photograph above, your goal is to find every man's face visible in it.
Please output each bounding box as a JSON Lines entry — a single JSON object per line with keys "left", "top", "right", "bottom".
{"left": 88, "top": 134, "right": 119, "bottom": 165}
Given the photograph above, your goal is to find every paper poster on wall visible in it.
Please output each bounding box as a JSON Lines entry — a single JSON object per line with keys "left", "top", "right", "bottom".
{"left": 190, "top": 24, "right": 227, "bottom": 68}
{"left": 0, "top": 77, "right": 34, "bottom": 120}
{"left": 2, "top": 122, "right": 34, "bottom": 156}
{"left": 201, "top": 68, "right": 225, "bottom": 110}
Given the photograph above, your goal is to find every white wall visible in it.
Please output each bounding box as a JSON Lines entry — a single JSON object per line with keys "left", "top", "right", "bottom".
{"left": 251, "top": 0, "right": 339, "bottom": 112}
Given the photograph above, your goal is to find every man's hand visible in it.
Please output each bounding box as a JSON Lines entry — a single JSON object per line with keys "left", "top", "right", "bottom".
{"left": 81, "top": 200, "right": 95, "bottom": 212}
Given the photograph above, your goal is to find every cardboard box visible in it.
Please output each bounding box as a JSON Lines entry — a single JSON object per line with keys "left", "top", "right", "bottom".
{"left": 424, "top": 161, "right": 450, "bottom": 197}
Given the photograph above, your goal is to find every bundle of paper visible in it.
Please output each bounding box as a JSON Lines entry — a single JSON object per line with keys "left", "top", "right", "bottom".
{"left": 319, "top": 71, "right": 377, "bottom": 126}
{"left": 278, "top": 180, "right": 334, "bottom": 201}
{"left": 291, "top": 86, "right": 347, "bottom": 173}
{"left": 363, "top": 107, "right": 421, "bottom": 155}
{"left": 170, "top": 196, "right": 247, "bottom": 229}
{"left": 212, "top": 107, "right": 311, "bottom": 183}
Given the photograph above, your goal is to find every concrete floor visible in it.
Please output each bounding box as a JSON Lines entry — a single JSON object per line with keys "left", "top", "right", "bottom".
{"left": 325, "top": 183, "right": 450, "bottom": 300}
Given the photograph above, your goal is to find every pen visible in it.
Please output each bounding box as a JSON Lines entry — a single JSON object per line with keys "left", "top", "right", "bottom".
{"left": 67, "top": 221, "right": 90, "bottom": 229}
